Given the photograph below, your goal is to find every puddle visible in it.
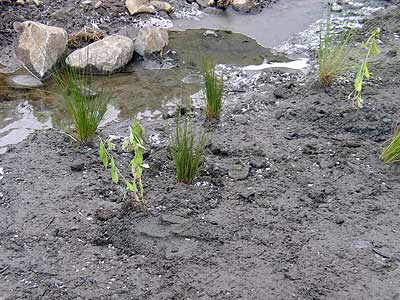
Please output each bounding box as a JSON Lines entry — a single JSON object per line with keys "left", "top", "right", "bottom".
{"left": 243, "top": 58, "right": 310, "bottom": 74}
{"left": 0, "top": 29, "right": 284, "bottom": 151}
{"left": 173, "top": 0, "right": 326, "bottom": 48}
{"left": 0, "top": 101, "right": 52, "bottom": 154}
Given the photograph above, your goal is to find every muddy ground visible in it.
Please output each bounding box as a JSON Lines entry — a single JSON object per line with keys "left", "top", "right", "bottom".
{"left": 1, "top": 4, "right": 400, "bottom": 300}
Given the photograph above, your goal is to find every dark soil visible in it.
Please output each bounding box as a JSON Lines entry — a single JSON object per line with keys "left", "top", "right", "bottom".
{"left": 1, "top": 4, "right": 400, "bottom": 300}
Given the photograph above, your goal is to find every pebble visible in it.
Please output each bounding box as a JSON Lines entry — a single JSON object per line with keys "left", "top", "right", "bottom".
{"left": 228, "top": 163, "right": 250, "bottom": 180}
{"left": 8, "top": 75, "right": 43, "bottom": 88}
{"left": 70, "top": 160, "right": 85, "bottom": 172}
{"left": 331, "top": 3, "right": 343, "bottom": 12}
{"left": 203, "top": 30, "right": 218, "bottom": 38}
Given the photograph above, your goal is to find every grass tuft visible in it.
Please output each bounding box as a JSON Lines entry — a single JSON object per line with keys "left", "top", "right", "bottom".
{"left": 171, "top": 112, "right": 206, "bottom": 184}
{"left": 380, "top": 128, "right": 400, "bottom": 164}
{"left": 54, "top": 65, "right": 111, "bottom": 144}
{"left": 318, "top": 4, "right": 352, "bottom": 88}
{"left": 202, "top": 59, "right": 224, "bottom": 119}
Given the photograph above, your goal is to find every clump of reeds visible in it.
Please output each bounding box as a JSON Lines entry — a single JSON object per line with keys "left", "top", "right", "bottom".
{"left": 318, "top": 4, "right": 352, "bottom": 88}
{"left": 54, "top": 65, "right": 111, "bottom": 144}
{"left": 202, "top": 59, "right": 224, "bottom": 119}
{"left": 171, "top": 112, "right": 206, "bottom": 183}
{"left": 380, "top": 126, "right": 400, "bottom": 164}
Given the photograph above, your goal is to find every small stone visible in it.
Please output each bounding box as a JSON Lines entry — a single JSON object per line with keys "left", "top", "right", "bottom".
{"left": 228, "top": 163, "right": 250, "bottom": 180}
{"left": 238, "top": 189, "right": 255, "bottom": 201}
{"left": 70, "top": 160, "right": 85, "bottom": 172}
{"left": 94, "top": 0, "right": 102, "bottom": 8}
{"left": 8, "top": 75, "right": 43, "bottom": 88}
{"left": 203, "top": 30, "right": 218, "bottom": 37}
{"left": 331, "top": 3, "right": 342, "bottom": 12}
{"left": 386, "top": 49, "right": 397, "bottom": 57}
{"left": 249, "top": 157, "right": 266, "bottom": 169}
{"left": 382, "top": 117, "right": 392, "bottom": 124}
{"left": 275, "top": 110, "right": 284, "bottom": 120}
{"left": 335, "top": 216, "right": 345, "bottom": 225}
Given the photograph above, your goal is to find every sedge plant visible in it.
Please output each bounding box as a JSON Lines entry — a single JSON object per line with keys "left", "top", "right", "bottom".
{"left": 202, "top": 59, "right": 224, "bottom": 119}
{"left": 54, "top": 65, "right": 111, "bottom": 144}
{"left": 348, "top": 28, "right": 381, "bottom": 108}
{"left": 380, "top": 125, "right": 400, "bottom": 164}
{"left": 99, "top": 119, "right": 148, "bottom": 204}
{"left": 318, "top": 4, "right": 352, "bottom": 88}
{"left": 171, "top": 112, "right": 206, "bottom": 184}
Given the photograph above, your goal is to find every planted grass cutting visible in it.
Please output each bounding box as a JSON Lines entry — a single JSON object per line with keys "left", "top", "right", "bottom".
{"left": 171, "top": 112, "right": 206, "bottom": 184}
{"left": 380, "top": 126, "right": 400, "bottom": 164}
{"left": 54, "top": 65, "right": 111, "bottom": 144}
{"left": 202, "top": 59, "right": 224, "bottom": 119}
{"left": 318, "top": 4, "right": 352, "bottom": 88}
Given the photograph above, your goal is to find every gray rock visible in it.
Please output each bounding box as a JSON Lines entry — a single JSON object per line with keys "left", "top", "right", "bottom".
{"left": 117, "top": 26, "right": 140, "bottom": 41}
{"left": 14, "top": 21, "right": 67, "bottom": 80}
{"left": 231, "top": 0, "right": 257, "bottom": 13}
{"left": 228, "top": 163, "right": 250, "bottom": 180}
{"left": 66, "top": 35, "right": 134, "bottom": 74}
{"left": 135, "top": 25, "right": 168, "bottom": 56}
{"left": 70, "top": 160, "right": 85, "bottom": 171}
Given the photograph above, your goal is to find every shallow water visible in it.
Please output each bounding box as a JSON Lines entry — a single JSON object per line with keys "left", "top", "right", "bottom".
{"left": 0, "top": 29, "right": 284, "bottom": 153}
{"left": 0, "top": 0, "right": 328, "bottom": 152}
{"left": 173, "top": 0, "right": 326, "bottom": 48}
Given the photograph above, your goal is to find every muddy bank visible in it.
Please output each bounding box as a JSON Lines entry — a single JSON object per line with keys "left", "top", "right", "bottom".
{"left": 1, "top": 4, "right": 400, "bottom": 300}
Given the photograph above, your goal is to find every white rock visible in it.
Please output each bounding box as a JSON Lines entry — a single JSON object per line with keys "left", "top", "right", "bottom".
{"left": 135, "top": 25, "right": 168, "bottom": 56}
{"left": 125, "top": 0, "right": 156, "bottom": 15}
{"left": 14, "top": 21, "right": 67, "bottom": 79}
{"left": 66, "top": 35, "right": 134, "bottom": 74}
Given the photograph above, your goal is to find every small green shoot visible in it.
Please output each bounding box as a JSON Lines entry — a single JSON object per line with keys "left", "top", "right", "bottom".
{"left": 202, "top": 59, "right": 224, "bottom": 119}
{"left": 380, "top": 126, "right": 400, "bottom": 164}
{"left": 99, "top": 119, "right": 148, "bottom": 204}
{"left": 348, "top": 28, "right": 381, "bottom": 108}
{"left": 318, "top": 4, "right": 352, "bottom": 88}
{"left": 171, "top": 112, "right": 206, "bottom": 184}
{"left": 55, "top": 65, "right": 111, "bottom": 144}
